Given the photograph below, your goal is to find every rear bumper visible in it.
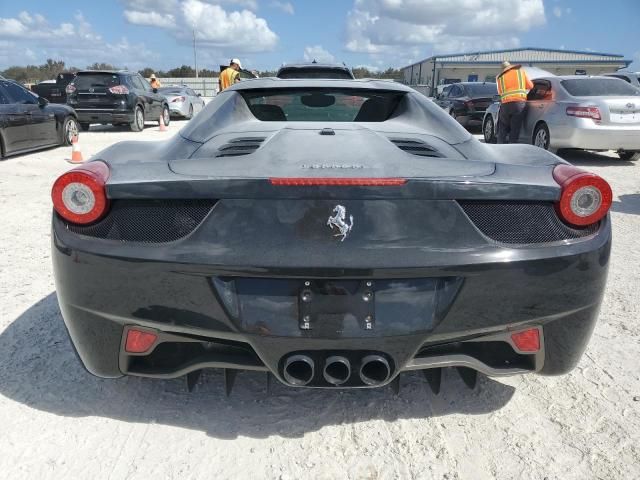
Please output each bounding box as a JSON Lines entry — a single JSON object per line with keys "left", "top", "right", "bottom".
{"left": 169, "top": 103, "right": 188, "bottom": 116}
{"left": 74, "top": 109, "right": 134, "bottom": 124}
{"left": 550, "top": 119, "right": 640, "bottom": 150}
{"left": 52, "top": 212, "right": 611, "bottom": 387}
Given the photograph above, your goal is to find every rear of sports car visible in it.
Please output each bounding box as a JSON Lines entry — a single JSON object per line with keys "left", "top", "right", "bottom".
{"left": 51, "top": 81, "right": 612, "bottom": 393}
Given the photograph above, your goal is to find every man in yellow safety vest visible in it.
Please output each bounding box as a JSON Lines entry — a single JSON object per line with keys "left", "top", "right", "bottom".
{"left": 219, "top": 58, "right": 242, "bottom": 92}
{"left": 496, "top": 60, "right": 533, "bottom": 144}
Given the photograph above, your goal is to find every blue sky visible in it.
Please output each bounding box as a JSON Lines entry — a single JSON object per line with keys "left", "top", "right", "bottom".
{"left": 0, "top": 0, "right": 638, "bottom": 72}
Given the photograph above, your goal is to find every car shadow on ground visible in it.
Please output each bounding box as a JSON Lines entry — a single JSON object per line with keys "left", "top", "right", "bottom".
{"left": 612, "top": 194, "right": 640, "bottom": 216}
{"left": 0, "top": 293, "right": 516, "bottom": 439}
{"left": 560, "top": 150, "right": 634, "bottom": 167}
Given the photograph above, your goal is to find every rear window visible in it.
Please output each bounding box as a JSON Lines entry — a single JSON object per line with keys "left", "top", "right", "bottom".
{"left": 277, "top": 68, "right": 353, "bottom": 79}
{"left": 240, "top": 88, "right": 404, "bottom": 122}
{"left": 74, "top": 73, "right": 120, "bottom": 90}
{"left": 561, "top": 78, "right": 640, "bottom": 97}
{"left": 464, "top": 83, "right": 497, "bottom": 96}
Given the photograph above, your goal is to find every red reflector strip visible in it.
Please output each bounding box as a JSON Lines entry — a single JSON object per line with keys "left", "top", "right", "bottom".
{"left": 269, "top": 177, "right": 407, "bottom": 186}
{"left": 125, "top": 328, "right": 158, "bottom": 353}
{"left": 510, "top": 328, "right": 540, "bottom": 352}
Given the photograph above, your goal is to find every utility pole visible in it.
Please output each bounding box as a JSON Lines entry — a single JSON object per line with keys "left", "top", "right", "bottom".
{"left": 193, "top": 29, "right": 199, "bottom": 78}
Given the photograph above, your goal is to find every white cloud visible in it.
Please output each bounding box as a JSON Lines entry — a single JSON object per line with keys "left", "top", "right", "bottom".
{"left": 345, "top": 0, "right": 546, "bottom": 65}
{"left": 303, "top": 45, "right": 335, "bottom": 63}
{"left": 270, "top": 1, "right": 295, "bottom": 14}
{"left": 123, "top": 10, "right": 175, "bottom": 28}
{"left": 122, "top": 0, "right": 277, "bottom": 53}
{"left": 0, "top": 10, "right": 155, "bottom": 69}
{"left": 553, "top": 6, "right": 562, "bottom": 17}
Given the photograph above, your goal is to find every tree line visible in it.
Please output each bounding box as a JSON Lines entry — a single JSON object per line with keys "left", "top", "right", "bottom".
{"left": 1, "top": 59, "right": 404, "bottom": 84}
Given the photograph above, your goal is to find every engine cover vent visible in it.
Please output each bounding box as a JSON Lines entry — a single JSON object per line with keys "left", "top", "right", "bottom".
{"left": 216, "top": 137, "right": 266, "bottom": 157}
{"left": 390, "top": 138, "right": 442, "bottom": 157}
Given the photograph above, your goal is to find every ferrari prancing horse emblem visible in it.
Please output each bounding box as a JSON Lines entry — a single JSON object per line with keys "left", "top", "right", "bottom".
{"left": 327, "top": 205, "right": 354, "bottom": 242}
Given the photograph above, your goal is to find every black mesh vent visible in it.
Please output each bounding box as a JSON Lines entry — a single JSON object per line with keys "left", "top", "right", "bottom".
{"left": 63, "top": 200, "right": 216, "bottom": 243}
{"left": 390, "top": 138, "right": 442, "bottom": 157}
{"left": 458, "top": 201, "right": 599, "bottom": 244}
{"left": 216, "top": 137, "right": 265, "bottom": 157}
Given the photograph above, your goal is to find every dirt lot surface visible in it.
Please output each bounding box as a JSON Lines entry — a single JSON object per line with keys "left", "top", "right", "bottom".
{"left": 1, "top": 122, "right": 639, "bottom": 480}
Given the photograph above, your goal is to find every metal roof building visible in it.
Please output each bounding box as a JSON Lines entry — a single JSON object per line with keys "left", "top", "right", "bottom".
{"left": 402, "top": 47, "right": 632, "bottom": 94}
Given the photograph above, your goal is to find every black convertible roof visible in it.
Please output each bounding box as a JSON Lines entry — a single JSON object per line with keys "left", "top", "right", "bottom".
{"left": 226, "top": 78, "right": 411, "bottom": 92}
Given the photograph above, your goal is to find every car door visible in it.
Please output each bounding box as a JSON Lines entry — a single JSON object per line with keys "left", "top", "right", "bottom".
{"left": 0, "top": 81, "right": 42, "bottom": 151}
{"left": 188, "top": 88, "right": 204, "bottom": 112}
{"left": 446, "top": 85, "right": 463, "bottom": 114}
{"left": 0, "top": 83, "right": 26, "bottom": 155}
{"left": 138, "top": 75, "right": 162, "bottom": 117}
{"left": 522, "top": 80, "right": 554, "bottom": 142}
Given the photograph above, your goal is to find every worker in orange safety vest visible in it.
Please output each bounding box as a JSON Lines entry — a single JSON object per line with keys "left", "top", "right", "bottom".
{"left": 219, "top": 58, "right": 242, "bottom": 92}
{"left": 496, "top": 61, "right": 533, "bottom": 144}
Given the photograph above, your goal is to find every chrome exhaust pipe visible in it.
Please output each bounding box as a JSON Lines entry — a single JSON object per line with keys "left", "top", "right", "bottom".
{"left": 323, "top": 356, "right": 351, "bottom": 386}
{"left": 359, "top": 355, "right": 391, "bottom": 386}
{"left": 283, "top": 354, "right": 315, "bottom": 386}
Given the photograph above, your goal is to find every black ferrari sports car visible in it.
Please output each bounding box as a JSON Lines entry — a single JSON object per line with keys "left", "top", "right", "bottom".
{"left": 51, "top": 78, "right": 612, "bottom": 393}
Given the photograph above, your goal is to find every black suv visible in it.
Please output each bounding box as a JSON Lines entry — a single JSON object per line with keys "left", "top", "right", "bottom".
{"left": 66, "top": 70, "right": 169, "bottom": 131}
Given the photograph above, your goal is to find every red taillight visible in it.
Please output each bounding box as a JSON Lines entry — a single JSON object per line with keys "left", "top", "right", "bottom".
{"left": 566, "top": 106, "right": 601, "bottom": 121}
{"left": 108, "top": 85, "right": 129, "bottom": 95}
{"left": 51, "top": 161, "right": 110, "bottom": 225}
{"left": 172, "top": 96, "right": 186, "bottom": 103}
{"left": 65, "top": 83, "right": 76, "bottom": 94}
{"left": 269, "top": 178, "right": 407, "bottom": 186}
{"left": 511, "top": 328, "right": 540, "bottom": 352}
{"left": 553, "top": 164, "right": 612, "bottom": 227}
{"left": 125, "top": 328, "right": 158, "bottom": 353}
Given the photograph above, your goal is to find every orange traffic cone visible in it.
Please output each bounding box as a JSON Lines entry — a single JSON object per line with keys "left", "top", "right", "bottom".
{"left": 67, "top": 135, "right": 84, "bottom": 164}
{"left": 159, "top": 114, "right": 167, "bottom": 132}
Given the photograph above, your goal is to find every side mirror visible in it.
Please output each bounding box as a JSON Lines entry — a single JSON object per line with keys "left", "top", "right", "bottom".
{"left": 152, "top": 88, "right": 158, "bottom": 94}
{"left": 492, "top": 94, "right": 500, "bottom": 103}
{"left": 197, "top": 93, "right": 202, "bottom": 97}
{"left": 38, "top": 96, "right": 48, "bottom": 107}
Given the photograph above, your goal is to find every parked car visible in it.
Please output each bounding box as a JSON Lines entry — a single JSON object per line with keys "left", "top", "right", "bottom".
{"left": 30, "top": 72, "right": 75, "bottom": 104}
{"left": 604, "top": 72, "right": 640, "bottom": 88}
{"left": 51, "top": 78, "right": 612, "bottom": 393}
{"left": 434, "top": 82, "right": 497, "bottom": 127}
{"left": 0, "top": 79, "right": 78, "bottom": 159}
{"left": 158, "top": 86, "right": 205, "bottom": 119}
{"left": 276, "top": 62, "right": 355, "bottom": 79}
{"left": 66, "top": 70, "right": 170, "bottom": 132}
{"left": 483, "top": 76, "right": 640, "bottom": 160}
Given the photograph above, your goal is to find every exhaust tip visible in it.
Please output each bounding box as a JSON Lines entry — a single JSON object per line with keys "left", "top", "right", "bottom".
{"left": 283, "top": 355, "right": 315, "bottom": 386}
{"left": 323, "top": 356, "right": 351, "bottom": 386}
{"left": 359, "top": 355, "right": 391, "bottom": 386}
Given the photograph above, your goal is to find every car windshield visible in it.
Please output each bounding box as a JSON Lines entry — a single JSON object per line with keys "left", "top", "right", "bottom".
{"left": 464, "top": 83, "right": 498, "bottom": 96}
{"left": 240, "top": 88, "right": 404, "bottom": 121}
{"left": 159, "top": 88, "right": 186, "bottom": 94}
{"left": 277, "top": 69, "right": 353, "bottom": 79}
{"left": 561, "top": 78, "right": 640, "bottom": 96}
{"left": 74, "top": 73, "right": 120, "bottom": 89}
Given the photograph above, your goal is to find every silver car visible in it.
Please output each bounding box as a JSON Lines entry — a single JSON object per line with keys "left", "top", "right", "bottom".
{"left": 483, "top": 76, "right": 640, "bottom": 160}
{"left": 158, "top": 86, "right": 205, "bottom": 119}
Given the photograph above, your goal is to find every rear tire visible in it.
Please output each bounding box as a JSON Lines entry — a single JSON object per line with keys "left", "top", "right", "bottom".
{"left": 160, "top": 104, "right": 170, "bottom": 127}
{"left": 186, "top": 104, "right": 193, "bottom": 120}
{"left": 618, "top": 151, "right": 639, "bottom": 161}
{"left": 130, "top": 106, "right": 144, "bottom": 132}
{"left": 62, "top": 116, "right": 79, "bottom": 146}
{"left": 483, "top": 116, "right": 496, "bottom": 143}
{"left": 79, "top": 122, "right": 90, "bottom": 132}
{"left": 532, "top": 123, "right": 550, "bottom": 150}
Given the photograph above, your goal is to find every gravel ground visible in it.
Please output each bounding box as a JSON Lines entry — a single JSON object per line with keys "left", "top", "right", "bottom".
{"left": 0, "top": 121, "right": 639, "bottom": 480}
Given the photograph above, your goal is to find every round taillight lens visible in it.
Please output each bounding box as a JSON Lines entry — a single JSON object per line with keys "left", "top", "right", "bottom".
{"left": 553, "top": 164, "right": 612, "bottom": 227}
{"left": 52, "top": 161, "right": 110, "bottom": 224}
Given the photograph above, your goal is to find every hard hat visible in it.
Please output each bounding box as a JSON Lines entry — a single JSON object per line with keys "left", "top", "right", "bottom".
{"left": 501, "top": 61, "right": 511, "bottom": 70}
{"left": 231, "top": 58, "right": 242, "bottom": 69}
{"left": 150, "top": 74, "right": 157, "bottom": 79}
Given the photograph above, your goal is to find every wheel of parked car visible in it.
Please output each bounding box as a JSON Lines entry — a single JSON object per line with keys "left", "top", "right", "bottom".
{"left": 449, "top": 109, "right": 457, "bottom": 120}
{"left": 62, "top": 116, "right": 79, "bottom": 146}
{"left": 186, "top": 104, "right": 194, "bottom": 120}
{"left": 618, "top": 151, "right": 639, "bottom": 161}
{"left": 79, "top": 122, "right": 91, "bottom": 132}
{"left": 161, "top": 105, "right": 171, "bottom": 127}
{"left": 533, "top": 123, "right": 550, "bottom": 150}
{"left": 130, "top": 105, "right": 144, "bottom": 132}
{"left": 483, "top": 116, "right": 496, "bottom": 144}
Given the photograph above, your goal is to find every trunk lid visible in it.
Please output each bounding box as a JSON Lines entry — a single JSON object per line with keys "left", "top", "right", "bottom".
{"left": 72, "top": 72, "right": 123, "bottom": 108}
